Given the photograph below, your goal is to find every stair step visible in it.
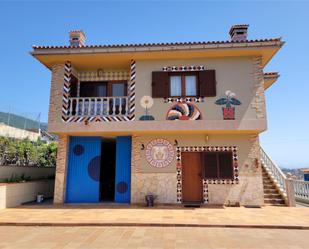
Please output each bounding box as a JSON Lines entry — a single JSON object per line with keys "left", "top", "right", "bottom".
{"left": 264, "top": 199, "right": 285, "bottom": 204}
{"left": 264, "top": 194, "right": 282, "bottom": 199}
{"left": 264, "top": 189, "right": 278, "bottom": 194}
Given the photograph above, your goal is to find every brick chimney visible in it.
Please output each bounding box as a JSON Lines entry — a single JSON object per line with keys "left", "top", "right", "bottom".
{"left": 69, "top": 30, "right": 86, "bottom": 46}
{"left": 229, "top": 25, "right": 249, "bottom": 42}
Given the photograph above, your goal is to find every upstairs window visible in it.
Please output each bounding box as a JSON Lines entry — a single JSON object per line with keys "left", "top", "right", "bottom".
{"left": 79, "top": 81, "right": 127, "bottom": 97}
{"left": 170, "top": 74, "right": 197, "bottom": 97}
{"left": 152, "top": 70, "right": 216, "bottom": 98}
{"left": 202, "top": 151, "right": 234, "bottom": 180}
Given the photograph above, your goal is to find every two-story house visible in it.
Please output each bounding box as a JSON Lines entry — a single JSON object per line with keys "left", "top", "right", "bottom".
{"left": 32, "top": 25, "right": 284, "bottom": 206}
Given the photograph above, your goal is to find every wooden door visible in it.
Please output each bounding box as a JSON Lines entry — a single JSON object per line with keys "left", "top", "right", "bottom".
{"left": 182, "top": 152, "right": 203, "bottom": 203}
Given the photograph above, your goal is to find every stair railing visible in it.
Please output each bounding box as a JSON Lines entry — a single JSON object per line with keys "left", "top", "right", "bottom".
{"left": 259, "top": 147, "right": 296, "bottom": 206}
{"left": 260, "top": 147, "right": 287, "bottom": 194}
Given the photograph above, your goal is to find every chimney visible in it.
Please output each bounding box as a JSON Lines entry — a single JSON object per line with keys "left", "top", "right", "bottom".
{"left": 69, "top": 30, "right": 86, "bottom": 46}
{"left": 229, "top": 25, "right": 249, "bottom": 42}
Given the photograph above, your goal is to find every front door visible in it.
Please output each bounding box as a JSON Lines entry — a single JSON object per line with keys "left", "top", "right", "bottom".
{"left": 182, "top": 152, "right": 203, "bottom": 203}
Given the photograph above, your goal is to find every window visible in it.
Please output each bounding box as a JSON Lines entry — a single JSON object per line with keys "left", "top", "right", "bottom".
{"left": 170, "top": 73, "right": 197, "bottom": 97}
{"left": 203, "top": 152, "right": 234, "bottom": 179}
{"left": 80, "top": 81, "right": 127, "bottom": 97}
{"left": 80, "top": 82, "right": 107, "bottom": 97}
{"left": 152, "top": 70, "right": 216, "bottom": 98}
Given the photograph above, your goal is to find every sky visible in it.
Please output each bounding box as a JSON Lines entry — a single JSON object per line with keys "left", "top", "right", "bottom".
{"left": 0, "top": 0, "right": 308, "bottom": 169}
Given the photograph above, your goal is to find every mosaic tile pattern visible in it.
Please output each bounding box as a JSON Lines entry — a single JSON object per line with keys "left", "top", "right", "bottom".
{"left": 62, "top": 61, "right": 136, "bottom": 123}
{"left": 163, "top": 97, "right": 205, "bottom": 103}
{"left": 78, "top": 71, "right": 129, "bottom": 81}
{"left": 61, "top": 61, "right": 72, "bottom": 122}
{"left": 176, "top": 146, "right": 239, "bottom": 203}
{"left": 162, "top": 65, "right": 205, "bottom": 72}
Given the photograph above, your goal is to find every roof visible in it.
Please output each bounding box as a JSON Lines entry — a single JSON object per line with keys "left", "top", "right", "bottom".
{"left": 31, "top": 37, "right": 284, "bottom": 72}
{"left": 264, "top": 72, "right": 280, "bottom": 90}
{"left": 32, "top": 38, "right": 282, "bottom": 50}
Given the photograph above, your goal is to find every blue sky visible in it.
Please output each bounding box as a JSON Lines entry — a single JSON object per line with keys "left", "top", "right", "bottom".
{"left": 0, "top": 0, "right": 308, "bottom": 169}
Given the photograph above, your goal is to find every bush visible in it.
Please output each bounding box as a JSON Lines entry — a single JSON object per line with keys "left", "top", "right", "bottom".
{"left": 0, "top": 136, "right": 57, "bottom": 167}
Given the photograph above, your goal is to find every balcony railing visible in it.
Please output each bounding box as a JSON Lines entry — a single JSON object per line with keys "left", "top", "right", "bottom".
{"left": 68, "top": 97, "right": 129, "bottom": 117}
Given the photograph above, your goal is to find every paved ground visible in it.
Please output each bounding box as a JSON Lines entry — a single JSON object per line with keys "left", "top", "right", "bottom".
{"left": 0, "top": 226, "right": 308, "bottom": 249}
{"left": 0, "top": 205, "right": 308, "bottom": 228}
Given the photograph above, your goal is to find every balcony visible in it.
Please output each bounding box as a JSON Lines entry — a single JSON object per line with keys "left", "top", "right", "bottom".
{"left": 68, "top": 96, "right": 129, "bottom": 117}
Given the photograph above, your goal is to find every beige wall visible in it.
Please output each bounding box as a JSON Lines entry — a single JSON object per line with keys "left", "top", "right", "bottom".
{"left": 131, "top": 133, "right": 264, "bottom": 205}
{"left": 47, "top": 56, "right": 267, "bottom": 134}
{"left": 0, "top": 180, "right": 54, "bottom": 209}
{"left": 135, "top": 56, "right": 261, "bottom": 121}
{"left": 0, "top": 123, "right": 40, "bottom": 142}
{"left": 0, "top": 166, "right": 55, "bottom": 181}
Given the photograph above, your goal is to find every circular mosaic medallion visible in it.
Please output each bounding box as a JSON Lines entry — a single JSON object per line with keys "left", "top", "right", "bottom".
{"left": 145, "top": 139, "right": 175, "bottom": 168}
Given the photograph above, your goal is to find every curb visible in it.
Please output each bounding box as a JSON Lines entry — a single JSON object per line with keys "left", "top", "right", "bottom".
{"left": 0, "top": 222, "right": 308, "bottom": 230}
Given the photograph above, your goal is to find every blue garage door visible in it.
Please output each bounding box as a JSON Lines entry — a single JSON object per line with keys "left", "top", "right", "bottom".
{"left": 115, "top": 136, "right": 132, "bottom": 203}
{"left": 66, "top": 137, "right": 101, "bottom": 203}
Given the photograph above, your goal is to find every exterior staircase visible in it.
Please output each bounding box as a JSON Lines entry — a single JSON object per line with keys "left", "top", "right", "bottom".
{"left": 262, "top": 168, "right": 286, "bottom": 206}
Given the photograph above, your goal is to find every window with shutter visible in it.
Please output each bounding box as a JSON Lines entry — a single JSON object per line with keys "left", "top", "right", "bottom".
{"left": 198, "top": 70, "right": 216, "bottom": 97}
{"left": 202, "top": 151, "right": 233, "bottom": 179}
{"left": 152, "top": 72, "right": 169, "bottom": 98}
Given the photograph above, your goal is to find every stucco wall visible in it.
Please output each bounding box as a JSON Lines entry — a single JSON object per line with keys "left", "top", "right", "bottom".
{"left": 0, "top": 180, "right": 54, "bottom": 209}
{"left": 134, "top": 57, "right": 260, "bottom": 121}
{"left": 47, "top": 56, "right": 267, "bottom": 134}
{"left": 131, "top": 133, "right": 264, "bottom": 205}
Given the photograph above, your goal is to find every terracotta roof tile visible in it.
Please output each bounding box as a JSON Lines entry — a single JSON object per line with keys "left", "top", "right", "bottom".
{"left": 264, "top": 72, "right": 279, "bottom": 76}
{"left": 32, "top": 38, "right": 282, "bottom": 50}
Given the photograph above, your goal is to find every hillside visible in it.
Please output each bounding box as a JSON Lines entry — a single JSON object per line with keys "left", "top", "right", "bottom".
{"left": 0, "top": 111, "right": 47, "bottom": 131}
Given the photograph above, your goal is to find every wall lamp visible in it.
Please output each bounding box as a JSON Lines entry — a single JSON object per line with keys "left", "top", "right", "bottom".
{"left": 174, "top": 140, "right": 178, "bottom": 146}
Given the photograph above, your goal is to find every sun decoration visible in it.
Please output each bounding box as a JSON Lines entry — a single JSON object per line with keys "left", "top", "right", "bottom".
{"left": 139, "top": 95, "right": 155, "bottom": 120}
{"left": 145, "top": 139, "right": 175, "bottom": 168}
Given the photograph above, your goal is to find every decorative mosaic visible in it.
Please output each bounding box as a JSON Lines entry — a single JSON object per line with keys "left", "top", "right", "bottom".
{"left": 62, "top": 60, "right": 136, "bottom": 123}
{"left": 162, "top": 65, "right": 205, "bottom": 72}
{"left": 163, "top": 97, "right": 205, "bottom": 103}
{"left": 78, "top": 71, "right": 129, "bottom": 81}
{"left": 62, "top": 61, "right": 72, "bottom": 122}
{"left": 145, "top": 139, "right": 175, "bottom": 168}
{"left": 176, "top": 146, "right": 239, "bottom": 203}
{"left": 215, "top": 90, "right": 241, "bottom": 120}
{"left": 166, "top": 103, "right": 201, "bottom": 120}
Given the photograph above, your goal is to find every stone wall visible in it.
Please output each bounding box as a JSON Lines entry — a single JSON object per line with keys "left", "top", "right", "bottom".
{"left": 53, "top": 135, "right": 69, "bottom": 204}
{"left": 251, "top": 56, "right": 266, "bottom": 119}
{"left": 130, "top": 134, "right": 264, "bottom": 206}
{"left": 131, "top": 173, "right": 177, "bottom": 203}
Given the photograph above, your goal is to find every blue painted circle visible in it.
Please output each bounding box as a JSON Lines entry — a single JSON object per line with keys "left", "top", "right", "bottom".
{"left": 87, "top": 156, "right": 101, "bottom": 182}
{"left": 73, "top": 144, "right": 84, "bottom": 156}
{"left": 116, "top": 181, "right": 128, "bottom": 194}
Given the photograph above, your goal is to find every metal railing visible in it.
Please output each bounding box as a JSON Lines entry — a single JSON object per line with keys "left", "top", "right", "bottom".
{"left": 69, "top": 97, "right": 129, "bottom": 117}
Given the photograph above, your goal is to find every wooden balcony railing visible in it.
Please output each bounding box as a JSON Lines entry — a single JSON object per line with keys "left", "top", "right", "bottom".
{"left": 68, "top": 97, "right": 129, "bottom": 117}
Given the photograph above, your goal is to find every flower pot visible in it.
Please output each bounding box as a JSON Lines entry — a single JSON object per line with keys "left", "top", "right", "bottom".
{"left": 222, "top": 107, "right": 235, "bottom": 120}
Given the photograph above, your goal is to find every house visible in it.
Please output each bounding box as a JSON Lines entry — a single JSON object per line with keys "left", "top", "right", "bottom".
{"left": 31, "top": 25, "right": 284, "bottom": 206}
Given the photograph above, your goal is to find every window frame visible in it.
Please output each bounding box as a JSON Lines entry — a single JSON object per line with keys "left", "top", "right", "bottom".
{"left": 79, "top": 80, "right": 128, "bottom": 98}
{"left": 168, "top": 72, "right": 198, "bottom": 97}
{"left": 202, "top": 151, "right": 234, "bottom": 180}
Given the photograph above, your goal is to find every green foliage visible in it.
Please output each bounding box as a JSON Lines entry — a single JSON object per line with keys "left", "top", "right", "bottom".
{"left": 0, "top": 136, "right": 57, "bottom": 167}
